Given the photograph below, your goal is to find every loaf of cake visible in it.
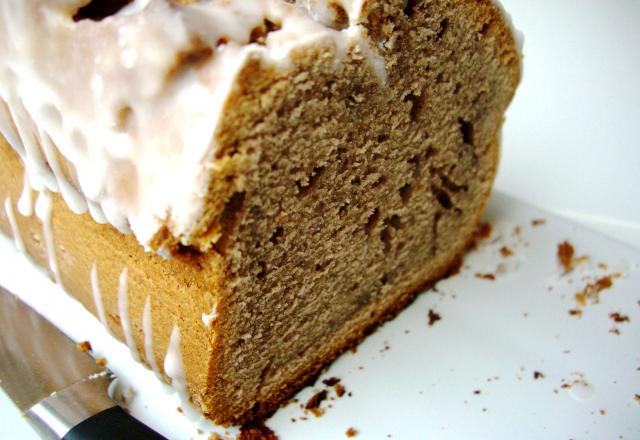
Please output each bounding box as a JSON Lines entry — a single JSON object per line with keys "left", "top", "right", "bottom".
{"left": 0, "top": 0, "right": 521, "bottom": 425}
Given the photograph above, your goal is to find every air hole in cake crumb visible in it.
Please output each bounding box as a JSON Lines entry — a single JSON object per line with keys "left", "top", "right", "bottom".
{"left": 399, "top": 183, "right": 413, "bottom": 205}
{"left": 408, "top": 155, "right": 422, "bottom": 178}
{"left": 296, "top": 166, "right": 325, "bottom": 197}
{"left": 431, "top": 186, "right": 453, "bottom": 210}
{"left": 438, "top": 172, "right": 468, "bottom": 193}
{"left": 437, "top": 18, "right": 450, "bottom": 39}
{"left": 256, "top": 262, "right": 267, "bottom": 280}
{"left": 351, "top": 176, "right": 361, "bottom": 186}
{"left": 404, "top": 93, "right": 423, "bottom": 122}
{"left": 269, "top": 226, "right": 284, "bottom": 244}
{"left": 327, "top": 2, "right": 349, "bottom": 30}
{"left": 213, "top": 192, "right": 245, "bottom": 256}
{"left": 424, "top": 146, "right": 436, "bottom": 160}
{"left": 403, "top": 0, "right": 418, "bottom": 17}
{"left": 249, "top": 18, "right": 282, "bottom": 45}
{"left": 386, "top": 215, "right": 402, "bottom": 230}
{"left": 380, "top": 273, "right": 389, "bottom": 285}
{"left": 72, "top": 0, "right": 133, "bottom": 22}
{"left": 436, "top": 72, "right": 448, "bottom": 84}
{"left": 377, "top": 134, "right": 389, "bottom": 143}
{"left": 380, "top": 226, "right": 392, "bottom": 253}
{"left": 338, "top": 203, "right": 349, "bottom": 219}
{"left": 480, "top": 19, "right": 494, "bottom": 37}
{"left": 364, "top": 208, "right": 380, "bottom": 235}
{"left": 458, "top": 118, "right": 474, "bottom": 145}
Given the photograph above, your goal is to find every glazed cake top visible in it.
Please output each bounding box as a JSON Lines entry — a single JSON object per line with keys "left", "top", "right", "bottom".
{"left": 0, "top": 0, "right": 519, "bottom": 253}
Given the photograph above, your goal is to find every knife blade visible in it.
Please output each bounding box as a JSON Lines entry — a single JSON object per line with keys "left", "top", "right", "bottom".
{"left": 0, "top": 285, "right": 165, "bottom": 440}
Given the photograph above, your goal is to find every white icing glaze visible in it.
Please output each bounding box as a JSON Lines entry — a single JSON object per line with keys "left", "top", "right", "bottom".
{"left": 164, "top": 324, "right": 199, "bottom": 421}
{"left": 0, "top": 0, "right": 379, "bottom": 252}
{"left": 4, "top": 197, "right": 25, "bottom": 253}
{"left": 142, "top": 295, "right": 163, "bottom": 378}
{"left": 0, "top": 0, "right": 519, "bottom": 254}
{"left": 117, "top": 267, "right": 140, "bottom": 361}
{"left": 90, "top": 262, "right": 110, "bottom": 330}
{"left": 35, "top": 190, "right": 63, "bottom": 287}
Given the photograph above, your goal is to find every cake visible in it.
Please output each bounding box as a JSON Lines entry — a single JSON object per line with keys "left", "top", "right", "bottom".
{"left": 0, "top": 0, "right": 521, "bottom": 425}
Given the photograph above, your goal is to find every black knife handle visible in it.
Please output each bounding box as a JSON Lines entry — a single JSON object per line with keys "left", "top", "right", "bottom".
{"left": 63, "top": 406, "right": 165, "bottom": 440}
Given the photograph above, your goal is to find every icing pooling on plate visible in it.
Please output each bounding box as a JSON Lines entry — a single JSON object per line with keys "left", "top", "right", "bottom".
{"left": 0, "top": 0, "right": 374, "bottom": 251}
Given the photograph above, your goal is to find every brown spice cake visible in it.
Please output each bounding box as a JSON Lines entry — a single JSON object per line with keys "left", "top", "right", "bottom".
{"left": 0, "top": 0, "right": 520, "bottom": 425}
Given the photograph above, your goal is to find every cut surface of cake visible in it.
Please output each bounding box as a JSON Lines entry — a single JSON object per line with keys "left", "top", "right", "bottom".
{"left": 0, "top": 0, "right": 521, "bottom": 425}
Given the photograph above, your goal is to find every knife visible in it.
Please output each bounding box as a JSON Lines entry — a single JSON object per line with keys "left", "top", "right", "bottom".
{"left": 0, "top": 286, "right": 165, "bottom": 440}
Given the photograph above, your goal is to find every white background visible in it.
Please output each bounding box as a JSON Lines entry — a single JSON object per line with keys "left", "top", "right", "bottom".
{"left": 2, "top": 0, "right": 640, "bottom": 438}
{"left": 494, "top": 0, "right": 640, "bottom": 247}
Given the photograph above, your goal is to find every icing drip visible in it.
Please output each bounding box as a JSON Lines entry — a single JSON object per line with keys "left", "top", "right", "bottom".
{"left": 164, "top": 324, "right": 199, "bottom": 421}
{"left": 142, "top": 295, "right": 162, "bottom": 378}
{"left": 117, "top": 267, "right": 140, "bottom": 361}
{"left": 4, "top": 197, "right": 25, "bottom": 253}
{"left": 18, "top": 172, "right": 33, "bottom": 217}
{"left": 34, "top": 190, "right": 63, "bottom": 287}
{"left": 39, "top": 128, "right": 87, "bottom": 215}
{"left": 90, "top": 262, "right": 110, "bottom": 330}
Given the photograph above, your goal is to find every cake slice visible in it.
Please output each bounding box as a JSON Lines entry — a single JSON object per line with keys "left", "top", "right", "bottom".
{"left": 0, "top": 0, "right": 520, "bottom": 425}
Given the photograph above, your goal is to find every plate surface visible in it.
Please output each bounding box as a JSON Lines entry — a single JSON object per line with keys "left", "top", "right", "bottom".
{"left": 1, "top": 192, "right": 639, "bottom": 439}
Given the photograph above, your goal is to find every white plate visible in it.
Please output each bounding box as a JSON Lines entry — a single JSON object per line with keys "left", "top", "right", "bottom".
{"left": 1, "top": 192, "right": 639, "bottom": 439}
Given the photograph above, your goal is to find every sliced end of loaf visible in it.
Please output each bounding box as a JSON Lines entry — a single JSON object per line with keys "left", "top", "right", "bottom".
{"left": 201, "top": 0, "right": 520, "bottom": 424}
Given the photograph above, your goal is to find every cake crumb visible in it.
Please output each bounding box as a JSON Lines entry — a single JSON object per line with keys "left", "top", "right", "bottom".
{"left": 499, "top": 246, "right": 513, "bottom": 258}
{"left": 305, "top": 390, "right": 328, "bottom": 410}
{"left": 609, "top": 312, "right": 630, "bottom": 323}
{"left": 634, "top": 394, "right": 640, "bottom": 403}
{"left": 531, "top": 219, "right": 546, "bottom": 226}
{"left": 467, "top": 222, "right": 492, "bottom": 250}
{"left": 533, "top": 371, "right": 545, "bottom": 380}
{"left": 75, "top": 340, "right": 92, "bottom": 352}
{"left": 557, "top": 241, "right": 574, "bottom": 272}
{"left": 427, "top": 309, "right": 441, "bottom": 326}
{"left": 475, "top": 273, "right": 496, "bottom": 281}
{"left": 600, "top": 409, "right": 606, "bottom": 416}
{"left": 609, "top": 327, "right": 621, "bottom": 335}
{"left": 238, "top": 422, "right": 277, "bottom": 440}
{"left": 95, "top": 357, "right": 107, "bottom": 367}
{"left": 209, "top": 433, "right": 224, "bottom": 440}
{"left": 568, "top": 309, "right": 582, "bottom": 318}
{"left": 322, "top": 377, "right": 341, "bottom": 386}
{"left": 345, "top": 428, "right": 358, "bottom": 437}
{"left": 335, "top": 383, "right": 346, "bottom": 398}
{"left": 473, "top": 390, "right": 481, "bottom": 395}
{"left": 575, "top": 275, "right": 615, "bottom": 306}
